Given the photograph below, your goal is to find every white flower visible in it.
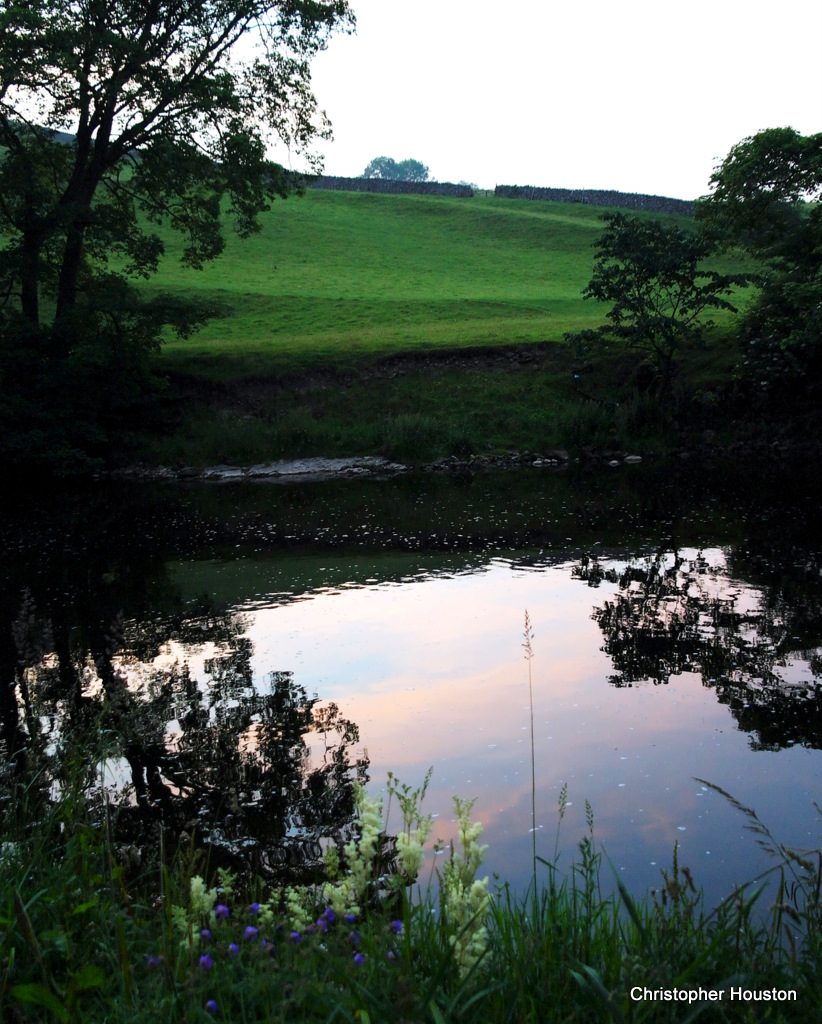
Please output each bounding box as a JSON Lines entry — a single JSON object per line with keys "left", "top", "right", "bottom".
{"left": 442, "top": 798, "right": 491, "bottom": 979}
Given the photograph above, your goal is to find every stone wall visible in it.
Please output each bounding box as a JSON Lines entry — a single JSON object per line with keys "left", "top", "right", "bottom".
{"left": 493, "top": 185, "right": 694, "bottom": 216}
{"left": 304, "top": 175, "right": 474, "bottom": 198}
{"left": 302, "top": 175, "right": 694, "bottom": 215}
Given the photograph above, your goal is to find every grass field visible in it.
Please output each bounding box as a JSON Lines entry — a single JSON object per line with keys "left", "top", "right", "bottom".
{"left": 133, "top": 190, "right": 751, "bottom": 466}
{"left": 149, "top": 191, "right": 612, "bottom": 377}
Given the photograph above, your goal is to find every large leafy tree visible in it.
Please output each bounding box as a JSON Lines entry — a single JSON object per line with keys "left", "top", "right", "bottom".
{"left": 0, "top": 0, "right": 353, "bottom": 467}
{"left": 568, "top": 212, "right": 748, "bottom": 396}
{"left": 362, "top": 155, "right": 429, "bottom": 182}
{"left": 697, "top": 128, "right": 822, "bottom": 399}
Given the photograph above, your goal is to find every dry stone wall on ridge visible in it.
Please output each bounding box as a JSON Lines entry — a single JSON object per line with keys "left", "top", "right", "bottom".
{"left": 303, "top": 175, "right": 693, "bottom": 215}
{"left": 304, "top": 176, "right": 474, "bottom": 197}
{"left": 493, "top": 185, "right": 694, "bottom": 216}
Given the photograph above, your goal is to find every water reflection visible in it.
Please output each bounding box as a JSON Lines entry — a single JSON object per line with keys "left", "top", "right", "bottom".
{"left": 2, "top": 461, "right": 822, "bottom": 906}
{"left": 574, "top": 547, "right": 822, "bottom": 749}
{"left": 5, "top": 598, "right": 368, "bottom": 882}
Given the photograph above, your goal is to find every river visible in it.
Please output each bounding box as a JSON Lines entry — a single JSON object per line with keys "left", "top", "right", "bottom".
{"left": 2, "top": 457, "right": 821, "bottom": 908}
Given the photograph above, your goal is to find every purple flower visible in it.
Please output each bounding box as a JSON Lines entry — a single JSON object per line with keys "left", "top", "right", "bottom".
{"left": 199, "top": 953, "right": 213, "bottom": 971}
{"left": 391, "top": 920, "right": 403, "bottom": 934}
{"left": 290, "top": 931, "right": 301, "bottom": 943}
{"left": 228, "top": 943, "right": 240, "bottom": 957}
{"left": 354, "top": 952, "right": 365, "bottom": 966}
{"left": 200, "top": 928, "right": 212, "bottom": 942}
{"left": 316, "top": 917, "right": 329, "bottom": 932}
{"left": 244, "top": 926, "right": 259, "bottom": 941}
{"left": 206, "top": 1000, "right": 218, "bottom": 1014}
{"left": 349, "top": 930, "right": 361, "bottom": 945}
{"left": 215, "top": 904, "right": 229, "bottom": 920}
{"left": 323, "top": 908, "right": 336, "bottom": 923}
{"left": 249, "top": 902, "right": 260, "bottom": 916}
{"left": 146, "top": 954, "right": 163, "bottom": 968}
{"left": 387, "top": 950, "right": 397, "bottom": 962}
{"left": 344, "top": 913, "right": 356, "bottom": 924}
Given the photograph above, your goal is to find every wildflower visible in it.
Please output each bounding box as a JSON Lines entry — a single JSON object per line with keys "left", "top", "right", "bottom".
{"left": 217, "top": 867, "right": 236, "bottom": 899}
{"left": 387, "top": 950, "right": 397, "bottom": 962}
{"left": 323, "top": 908, "right": 336, "bottom": 923}
{"left": 199, "top": 953, "right": 213, "bottom": 971}
{"left": 228, "top": 943, "right": 240, "bottom": 957}
{"left": 442, "top": 797, "right": 491, "bottom": 979}
{"left": 215, "top": 904, "right": 229, "bottom": 920}
{"left": 324, "top": 845, "right": 341, "bottom": 880}
{"left": 391, "top": 920, "right": 403, "bottom": 933}
{"left": 146, "top": 954, "right": 163, "bottom": 968}
{"left": 349, "top": 930, "right": 361, "bottom": 945}
{"left": 396, "top": 830, "right": 426, "bottom": 880}
{"left": 290, "top": 931, "right": 301, "bottom": 943}
{"left": 200, "top": 928, "right": 212, "bottom": 942}
{"left": 284, "top": 886, "right": 312, "bottom": 932}
{"left": 316, "top": 917, "right": 329, "bottom": 932}
{"left": 354, "top": 952, "right": 365, "bottom": 966}
{"left": 190, "top": 876, "right": 219, "bottom": 918}
{"left": 344, "top": 913, "right": 356, "bottom": 925}
{"left": 206, "top": 1000, "right": 218, "bottom": 1014}
{"left": 389, "top": 768, "right": 434, "bottom": 884}
{"left": 245, "top": 926, "right": 259, "bottom": 941}
{"left": 249, "top": 902, "right": 260, "bottom": 916}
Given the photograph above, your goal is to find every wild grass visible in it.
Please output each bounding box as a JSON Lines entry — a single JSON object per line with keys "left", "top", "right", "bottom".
{"left": 136, "top": 358, "right": 689, "bottom": 467}
{"left": 3, "top": 735, "right": 822, "bottom": 1023}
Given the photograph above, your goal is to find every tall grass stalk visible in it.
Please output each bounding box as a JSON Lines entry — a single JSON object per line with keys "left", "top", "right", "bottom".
{"left": 522, "top": 610, "right": 537, "bottom": 893}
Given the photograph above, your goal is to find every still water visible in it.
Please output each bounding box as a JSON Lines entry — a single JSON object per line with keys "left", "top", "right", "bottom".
{"left": 3, "top": 459, "right": 821, "bottom": 907}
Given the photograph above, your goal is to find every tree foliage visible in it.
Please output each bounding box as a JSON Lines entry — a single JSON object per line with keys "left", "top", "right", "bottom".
{"left": 568, "top": 213, "right": 748, "bottom": 394}
{"left": 361, "top": 156, "right": 430, "bottom": 182}
{"left": 697, "top": 127, "right": 822, "bottom": 398}
{"left": 0, "top": 0, "right": 354, "bottom": 468}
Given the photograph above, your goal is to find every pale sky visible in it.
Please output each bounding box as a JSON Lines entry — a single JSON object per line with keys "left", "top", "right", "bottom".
{"left": 280, "top": 0, "right": 822, "bottom": 200}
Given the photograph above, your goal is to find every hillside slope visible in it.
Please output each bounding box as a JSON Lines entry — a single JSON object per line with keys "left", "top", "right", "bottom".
{"left": 149, "top": 190, "right": 639, "bottom": 380}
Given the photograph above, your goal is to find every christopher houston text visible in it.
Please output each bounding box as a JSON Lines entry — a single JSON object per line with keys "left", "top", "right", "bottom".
{"left": 630, "top": 987, "right": 797, "bottom": 1003}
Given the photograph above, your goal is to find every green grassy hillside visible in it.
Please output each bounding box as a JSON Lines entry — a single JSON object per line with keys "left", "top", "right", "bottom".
{"left": 134, "top": 190, "right": 750, "bottom": 467}
{"left": 150, "top": 191, "right": 650, "bottom": 379}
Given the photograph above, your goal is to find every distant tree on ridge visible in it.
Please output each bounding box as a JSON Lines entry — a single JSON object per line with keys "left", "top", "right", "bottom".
{"left": 362, "top": 156, "right": 430, "bottom": 182}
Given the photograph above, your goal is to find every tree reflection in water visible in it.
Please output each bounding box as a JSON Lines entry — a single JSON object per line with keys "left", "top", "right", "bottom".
{"left": 574, "top": 547, "right": 822, "bottom": 751}
{"left": 4, "top": 599, "right": 368, "bottom": 884}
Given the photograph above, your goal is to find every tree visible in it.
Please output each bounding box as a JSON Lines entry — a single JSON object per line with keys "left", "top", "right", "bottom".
{"left": 696, "top": 128, "right": 822, "bottom": 397}
{"left": 567, "top": 213, "right": 749, "bottom": 395}
{"left": 0, "top": 0, "right": 354, "bottom": 467}
{"left": 362, "top": 155, "right": 429, "bottom": 182}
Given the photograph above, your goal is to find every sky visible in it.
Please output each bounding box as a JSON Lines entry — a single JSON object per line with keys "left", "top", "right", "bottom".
{"left": 273, "top": 0, "right": 822, "bottom": 200}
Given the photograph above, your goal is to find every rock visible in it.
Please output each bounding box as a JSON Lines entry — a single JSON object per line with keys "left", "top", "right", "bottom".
{"left": 203, "top": 465, "right": 246, "bottom": 480}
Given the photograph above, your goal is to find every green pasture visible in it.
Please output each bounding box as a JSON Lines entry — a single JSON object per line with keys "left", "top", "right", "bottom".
{"left": 132, "top": 189, "right": 752, "bottom": 466}
{"left": 150, "top": 191, "right": 653, "bottom": 378}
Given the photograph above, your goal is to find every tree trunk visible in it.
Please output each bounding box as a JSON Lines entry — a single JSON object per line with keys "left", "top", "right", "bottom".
{"left": 19, "top": 230, "right": 42, "bottom": 326}
{"left": 52, "top": 121, "right": 113, "bottom": 354}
